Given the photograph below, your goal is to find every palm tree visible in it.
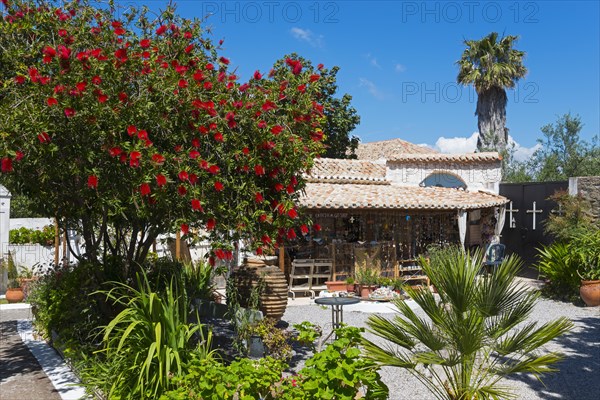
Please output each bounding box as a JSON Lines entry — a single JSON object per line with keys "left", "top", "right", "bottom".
{"left": 457, "top": 32, "right": 527, "bottom": 152}
{"left": 363, "top": 247, "right": 572, "bottom": 400}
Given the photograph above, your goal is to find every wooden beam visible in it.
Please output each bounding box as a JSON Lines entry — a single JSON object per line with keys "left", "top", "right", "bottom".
{"left": 175, "top": 230, "right": 181, "bottom": 261}
{"left": 62, "top": 230, "right": 67, "bottom": 264}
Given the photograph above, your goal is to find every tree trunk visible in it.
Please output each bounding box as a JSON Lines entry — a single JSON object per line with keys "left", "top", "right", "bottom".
{"left": 476, "top": 87, "right": 508, "bottom": 152}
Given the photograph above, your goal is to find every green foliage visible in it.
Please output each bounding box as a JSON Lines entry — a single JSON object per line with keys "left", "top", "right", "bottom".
{"left": 570, "top": 229, "right": 600, "bottom": 281}
{"left": 161, "top": 326, "right": 388, "bottom": 400}
{"left": 365, "top": 247, "right": 573, "bottom": 400}
{"left": 273, "top": 54, "right": 360, "bottom": 159}
{"left": 292, "top": 321, "right": 322, "bottom": 349}
{"left": 354, "top": 260, "right": 380, "bottom": 286}
{"left": 7, "top": 193, "right": 45, "bottom": 218}
{"left": 532, "top": 113, "right": 600, "bottom": 181}
{"left": 86, "top": 272, "right": 211, "bottom": 399}
{"left": 544, "top": 191, "right": 596, "bottom": 241}
{"left": 536, "top": 242, "right": 580, "bottom": 299}
{"left": 248, "top": 318, "right": 292, "bottom": 361}
{"left": 9, "top": 225, "right": 54, "bottom": 245}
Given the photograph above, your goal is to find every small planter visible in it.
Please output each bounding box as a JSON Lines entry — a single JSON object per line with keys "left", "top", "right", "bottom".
{"left": 359, "top": 285, "right": 377, "bottom": 298}
{"left": 580, "top": 280, "right": 600, "bottom": 307}
{"left": 346, "top": 283, "right": 356, "bottom": 293}
{"left": 248, "top": 335, "right": 265, "bottom": 359}
{"left": 325, "top": 281, "right": 347, "bottom": 292}
{"left": 6, "top": 287, "right": 25, "bottom": 303}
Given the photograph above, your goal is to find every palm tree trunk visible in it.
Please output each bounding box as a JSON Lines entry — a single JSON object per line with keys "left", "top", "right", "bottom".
{"left": 476, "top": 87, "right": 508, "bottom": 152}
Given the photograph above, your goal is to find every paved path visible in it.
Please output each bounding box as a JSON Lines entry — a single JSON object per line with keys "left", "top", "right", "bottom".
{"left": 0, "top": 308, "right": 62, "bottom": 400}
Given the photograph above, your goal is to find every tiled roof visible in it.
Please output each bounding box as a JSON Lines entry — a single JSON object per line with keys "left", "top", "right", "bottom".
{"left": 306, "top": 158, "right": 388, "bottom": 184}
{"left": 387, "top": 152, "right": 502, "bottom": 163}
{"left": 356, "top": 138, "right": 438, "bottom": 160}
{"left": 300, "top": 183, "right": 508, "bottom": 210}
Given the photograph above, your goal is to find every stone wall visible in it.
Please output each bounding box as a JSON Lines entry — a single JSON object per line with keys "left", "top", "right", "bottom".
{"left": 569, "top": 176, "right": 600, "bottom": 221}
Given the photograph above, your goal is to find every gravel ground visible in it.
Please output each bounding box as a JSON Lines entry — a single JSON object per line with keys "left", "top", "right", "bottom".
{"left": 282, "top": 295, "right": 600, "bottom": 400}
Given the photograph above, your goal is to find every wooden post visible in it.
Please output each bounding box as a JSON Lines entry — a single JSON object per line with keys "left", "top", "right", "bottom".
{"left": 54, "top": 218, "right": 59, "bottom": 265}
{"left": 331, "top": 242, "right": 336, "bottom": 280}
{"left": 175, "top": 230, "right": 181, "bottom": 261}
{"left": 279, "top": 245, "right": 285, "bottom": 273}
{"left": 62, "top": 230, "right": 68, "bottom": 264}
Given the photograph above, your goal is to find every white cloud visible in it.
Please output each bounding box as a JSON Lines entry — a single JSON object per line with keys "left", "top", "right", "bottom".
{"left": 434, "top": 132, "right": 478, "bottom": 153}
{"left": 394, "top": 63, "right": 406, "bottom": 73}
{"left": 433, "top": 132, "right": 540, "bottom": 161}
{"left": 290, "top": 27, "right": 324, "bottom": 47}
{"left": 359, "top": 78, "right": 385, "bottom": 100}
{"left": 364, "top": 53, "right": 381, "bottom": 69}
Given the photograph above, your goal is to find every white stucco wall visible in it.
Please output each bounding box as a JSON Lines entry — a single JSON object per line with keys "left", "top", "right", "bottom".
{"left": 385, "top": 161, "right": 502, "bottom": 193}
{"left": 1, "top": 185, "right": 11, "bottom": 291}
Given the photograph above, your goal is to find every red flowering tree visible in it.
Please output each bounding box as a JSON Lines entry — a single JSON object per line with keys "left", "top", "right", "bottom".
{"left": 0, "top": 0, "right": 324, "bottom": 271}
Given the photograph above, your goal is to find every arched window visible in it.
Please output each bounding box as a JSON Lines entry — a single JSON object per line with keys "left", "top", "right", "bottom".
{"left": 421, "top": 172, "right": 467, "bottom": 189}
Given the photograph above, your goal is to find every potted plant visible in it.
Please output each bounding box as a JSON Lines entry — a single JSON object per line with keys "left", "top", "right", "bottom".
{"left": 3, "top": 252, "right": 24, "bottom": 303}
{"left": 571, "top": 230, "right": 600, "bottom": 306}
{"left": 325, "top": 280, "right": 347, "bottom": 292}
{"left": 345, "top": 277, "right": 356, "bottom": 293}
{"left": 355, "top": 261, "right": 380, "bottom": 298}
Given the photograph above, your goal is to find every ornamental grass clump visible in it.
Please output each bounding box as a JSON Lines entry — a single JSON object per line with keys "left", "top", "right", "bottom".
{"left": 364, "top": 246, "right": 573, "bottom": 400}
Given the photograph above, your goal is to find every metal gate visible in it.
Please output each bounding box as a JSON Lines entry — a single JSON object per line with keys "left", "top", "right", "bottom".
{"left": 499, "top": 181, "right": 568, "bottom": 266}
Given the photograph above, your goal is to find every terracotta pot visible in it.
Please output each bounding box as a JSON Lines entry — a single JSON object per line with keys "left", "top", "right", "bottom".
{"left": 325, "top": 281, "right": 347, "bottom": 292}
{"left": 6, "top": 287, "right": 25, "bottom": 304}
{"left": 359, "top": 285, "right": 376, "bottom": 298}
{"left": 580, "top": 280, "right": 600, "bottom": 307}
{"left": 346, "top": 284, "right": 356, "bottom": 293}
{"left": 231, "top": 258, "right": 288, "bottom": 320}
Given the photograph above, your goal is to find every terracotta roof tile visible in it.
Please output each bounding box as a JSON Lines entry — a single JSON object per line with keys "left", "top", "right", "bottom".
{"left": 306, "top": 158, "right": 388, "bottom": 184}
{"left": 300, "top": 183, "right": 508, "bottom": 210}
{"left": 387, "top": 152, "right": 502, "bottom": 163}
{"left": 356, "top": 138, "right": 438, "bottom": 160}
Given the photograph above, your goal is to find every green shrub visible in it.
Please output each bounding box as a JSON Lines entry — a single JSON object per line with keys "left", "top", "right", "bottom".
{"left": 536, "top": 242, "right": 580, "bottom": 298}
{"left": 248, "top": 318, "right": 292, "bottom": 361}
{"left": 84, "top": 272, "right": 212, "bottom": 399}
{"left": 9, "top": 225, "right": 54, "bottom": 245}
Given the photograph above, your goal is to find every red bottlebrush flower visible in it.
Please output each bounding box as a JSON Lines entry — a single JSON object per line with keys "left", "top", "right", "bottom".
{"left": 58, "top": 29, "right": 68, "bottom": 37}
{"left": 156, "top": 174, "right": 167, "bottom": 187}
{"left": 111, "top": 21, "right": 122, "bottom": 28}
{"left": 184, "top": 44, "right": 194, "bottom": 54}
{"left": 127, "top": 125, "right": 137, "bottom": 136}
{"left": 259, "top": 214, "right": 267, "bottom": 223}
{"left": 155, "top": 25, "right": 167, "bottom": 35}
{"left": 129, "top": 151, "right": 141, "bottom": 167}
{"left": 203, "top": 81, "right": 213, "bottom": 90}
{"left": 137, "top": 130, "right": 148, "bottom": 140}
{"left": 297, "top": 84, "right": 306, "bottom": 93}
{"left": 189, "top": 174, "right": 198, "bottom": 185}
{"left": 291, "top": 176, "right": 298, "bottom": 186}
{"left": 287, "top": 228, "right": 297, "bottom": 240}
{"left": 300, "top": 225, "right": 309, "bottom": 235}
{"left": 109, "top": 147, "right": 122, "bottom": 157}
{"left": 214, "top": 181, "right": 224, "bottom": 191}
{"left": 64, "top": 108, "right": 75, "bottom": 118}
{"left": 261, "top": 100, "right": 276, "bottom": 111}
{"left": 208, "top": 165, "right": 220, "bottom": 175}
{"left": 213, "top": 132, "right": 223, "bottom": 142}
{"left": 178, "top": 170, "right": 189, "bottom": 181}
{"left": 57, "top": 45, "right": 71, "bottom": 59}
{"left": 255, "top": 192, "right": 263, "bottom": 203}
{"left": 76, "top": 81, "right": 87, "bottom": 92}
{"left": 193, "top": 70, "right": 205, "bottom": 81}
{"left": 87, "top": 175, "right": 98, "bottom": 189}
{"left": 97, "top": 93, "right": 108, "bottom": 103}
{"left": 217, "top": 71, "right": 226, "bottom": 82}
{"left": 242, "top": 147, "right": 250, "bottom": 155}
{"left": 114, "top": 27, "right": 125, "bottom": 35}
{"left": 219, "top": 56, "right": 230, "bottom": 65}
{"left": 39, "top": 76, "right": 51, "bottom": 85}
{"left": 15, "top": 75, "right": 26, "bottom": 85}
{"left": 191, "top": 137, "right": 201, "bottom": 148}
{"left": 274, "top": 183, "right": 284, "bottom": 192}
{"left": 114, "top": 48, "right": 128, "bottom": 62}
{"left": 180, "top": 223, "right": 189, "bottom": 235}
{"left": 239, "top": 83, "right": 250, "bottom": 92}
{"left": 118, "top": 92, "right": 128, "bottom": 102}
{"left": 15, "top": 151, "right": 24, "bottom": 161}
{"left": 28, "top": 67, "right": 39, "bottom": 82}
{"left": 139, "top": 183, "right": 151, "bottom": 196}
{"left": 184, "top": 31, "right": 193, "bottom": 39}
{"left": 189, "top": 150, "right": 200, "bottom": 159}
{"left": 54, "top": 84, "right": 65, "bottom": 94}
{"left": 46, "top": 97, "right": 58, "bottom": 107}
{"left": 313, "top": 224, "right": 321, "bottom": 232}
{"left": 176, "top": 78, "right": 188, "bottom": 88}
{"left": 206, "top": 218, "right": 216, "bottom": 230}
{"left": 257, "top": 121, "right": 267, "bottom": 129}
{"left": 317, "top": 63, "right": 324, "bottom": 70}
{"left": 254, "top": 165, "right": 265, "bottom": 175}
{"left": 177, "top": 185, "right": 187, "bottom": 196}
{"left": 253, "top": 70, "right": 262, "bottom": 80}
{"left": 191, "top": 199, "right": 203, "bottom": 211}
{"left": 76, "top": 52, "right": 89, "bottom": 62}
{"left": 152, "top": 153, "right": 165, "bottom": 164}
{"left": 91, "top": 75, "right": 102, "bottom": 85}
{"left": 1, "top": 157, "right": 13, "bottom": 173}
{"left": 271, "top": 125, "right": 283, "bottom": 135}
{"left": 261, "top": 235, "right": 271, "bottom": 244}
{"left": 309, "top": 74, "right": 320, "bottom": 83}
{"left": 42, "top": 46, "right": 56, "bottom": 58}
{"left": 140, "top": 39, "right": 151, "bottom": 48}
{"left": 256, "top": 247, "right": 263, "bottom": 255}
{"left": 288, "top": 208, "right": 298, "bottom": 219}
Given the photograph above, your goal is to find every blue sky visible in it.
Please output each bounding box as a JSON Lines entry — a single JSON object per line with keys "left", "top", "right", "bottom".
{"left": 127, "top": 1, "right": 599, "bottom": 155}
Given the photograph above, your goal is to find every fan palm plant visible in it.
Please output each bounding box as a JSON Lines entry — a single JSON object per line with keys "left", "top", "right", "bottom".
{"left": 457, "top": 32, "right": 527, "bottom": 152}
{"left": 363, "top": 247, "right": 572, "bottom": 400}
